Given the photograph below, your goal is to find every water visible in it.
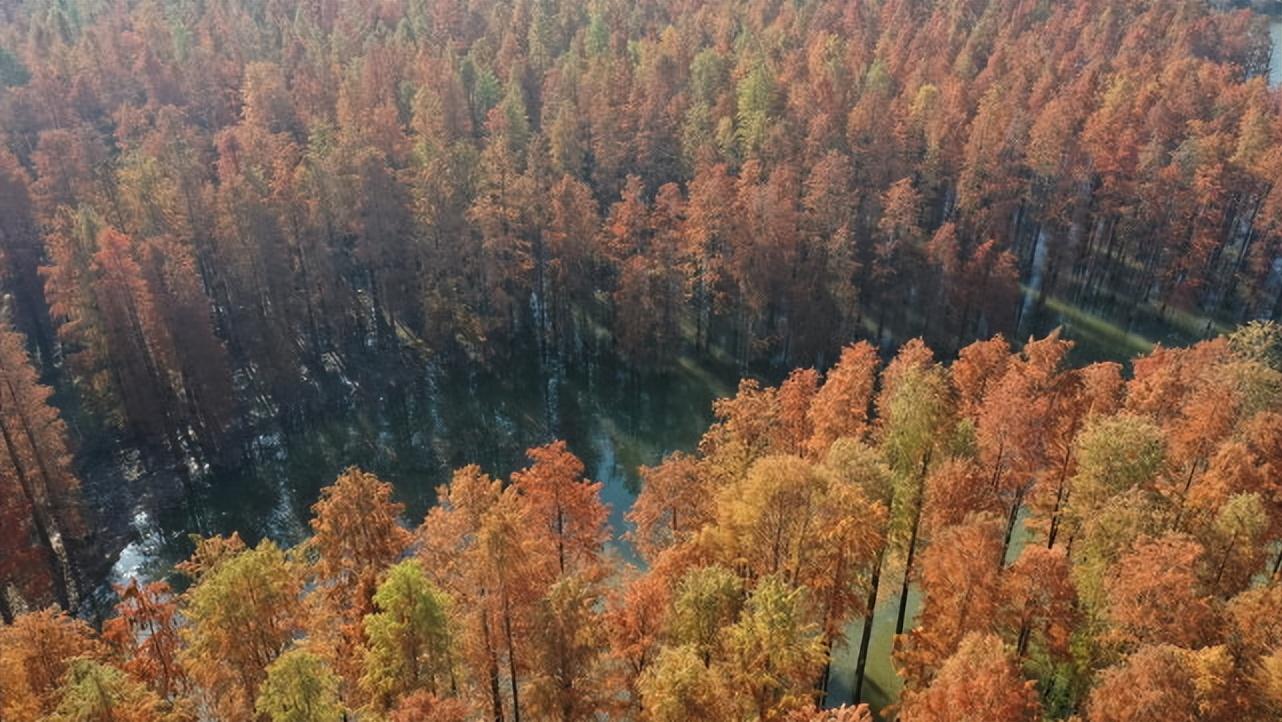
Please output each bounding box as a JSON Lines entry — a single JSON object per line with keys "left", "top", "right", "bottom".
{"left": 101, "top": 350, "right": 738, "bottom": 590}
{"left": 1272, "top": 19, "right": 1282, "bottom": 88}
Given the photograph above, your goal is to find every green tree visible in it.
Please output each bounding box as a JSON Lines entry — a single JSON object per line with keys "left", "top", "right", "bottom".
{"left": 44, "top": 659, "right": 168, "bottom": 722}
{"left": 736, "top": 62, "right": 780, "bottom": 158}
{"left": 361, "top": 560, "right": 457, "bottom": 709}
{"left": 256, "top": 649, "right": 343, "bottom": 722}
{"left": 180, "top": 540, "right": 301, "bottom": 722}
{"left": 670, "top": 565, "right": 744, "bottom": 665}
{"left": 637, "top": 645, "right": 734, "bottom": 722}
{"left": 727, "top": 575, "right": 826, "bottom": 721}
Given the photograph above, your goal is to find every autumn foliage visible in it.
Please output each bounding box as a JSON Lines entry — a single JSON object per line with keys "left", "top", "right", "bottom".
{"left": 3, "top": 0, "right": 1282, "bottom": 719}
{"left": 3, "top": 324, "right": 1282, "bottom": 720}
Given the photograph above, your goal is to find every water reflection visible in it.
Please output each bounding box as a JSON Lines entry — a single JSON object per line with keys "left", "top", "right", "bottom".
{"left": 1271, "top": 18, "right": 1281, "bottom": 88}
{"left": 103, "top": 351, "right": 738, "bottom": 591}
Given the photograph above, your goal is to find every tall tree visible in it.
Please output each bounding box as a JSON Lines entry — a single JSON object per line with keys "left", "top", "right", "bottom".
{"left": 898, "top": 633, "right": 1040, "bottom": 722}
{"left": 256, "top": 649, "right": 344, "bottom": 722}
{"left": 0, "top": 316, "right": 83, "bottom": 612}
{"left": 180, "top": 540, "right": 302, "bottom": 722}
{"left": 361, "top": 560, "right": 457, "bottom": 710}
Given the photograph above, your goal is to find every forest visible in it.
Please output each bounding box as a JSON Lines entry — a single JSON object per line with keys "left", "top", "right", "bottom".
{"left": 7, "top": 326, "right": 1282, "bottom": 722}
{"left": 3, "top": 0, "right": 1282, "bottom": 719}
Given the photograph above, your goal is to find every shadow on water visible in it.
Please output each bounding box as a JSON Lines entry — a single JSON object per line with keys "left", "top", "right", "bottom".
{"left": 101, "top": 349, "right": 738, "bottom": 592}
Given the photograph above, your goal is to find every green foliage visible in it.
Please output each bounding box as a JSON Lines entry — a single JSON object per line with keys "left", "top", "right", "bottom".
{"left": 499, "top": 77, "right": 532, "bottom": 158}
{"left": 637, "top": 645, "right": 730, "bottom": 722}
{"left": 689, "top": 49, "right": 728, "bottom": 106}
{"left": 670, "top": 565, "right": 743, "bottom": 663}
{"left": 255, "top": 649, "right": 342, "bottom": 722}
{"left": 44, "top": 659, "right": 168, "bottom": 722}
{"left": 1230, "top": 321, "right": 1282, "bottom": 372}
{"left": 361, "top": 560, "right": 456, "bottom": 707}
{"left": 1071, "top": 414, "right": 1166, "bottom": 509}
{"left": 180, "top": 539, "right": 301, "bottom": 720}
{"left": 735, "top": 63, "right": 779, "bottom": 157}
{"left": 880, "top": 364, "right": 952, "bottom": 479}
{"left": 726, "top": 575, "right": 826, "bottom": 717}
{"left": 822, "top": 438, "right": 895, "bottom": 506}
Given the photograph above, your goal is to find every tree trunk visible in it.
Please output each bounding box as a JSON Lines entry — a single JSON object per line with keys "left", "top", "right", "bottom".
{"left": 482, "top": 609, "right": 504, "bottom": 722}
{"left": 503, "top": 592, "right": 521, "bottom": 722}
{"left": 853, "top": 545, "right": 885, "bottom": 701}
{"left": 999, "top": 483, "right": 1027, "bottom": 568}
{"left": 0, "top": 399, "right": 72, "bottom": 609}
{"left": 895, "top": 503, "right": 922, "bottom": 637}
{"left": 895, "top": 452, "right": 931, "bottom": 636}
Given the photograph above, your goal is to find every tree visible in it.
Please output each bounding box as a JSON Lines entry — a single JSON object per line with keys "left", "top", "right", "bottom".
{"left": 103, "top": 580, "right": 186, "bottom": 701}
{"left": 543, "top": 174, "right": 600, "bottom": 349}
{"left": 776, "top": 369, "right": 820, "bottom": 456}
{"left": 896, "top": 514, "right": 1006, "bottom": 689}
{"left": 389, "top": 691, "right": 473, "bottom": 722}
{"left": 361, "top": 560, "right": 457, "bottom": 710}
{"left": 606, "top": 568, "right": 669, "bottom": 711}
{"left": 256, "top": 649, "right": 343, "bottom": 722}
{"left": 0, "top": 316, "right": 83, "bottom": 613}
{"left": 477, "top": 485, "right": 539, "bottom": 722}
{"left": 0, "top": 149, "right": 52, "bottom": 360}
{"left": 898, "top": 633, "right": 1039, "bottom": 722}
{"left": 975, "top": 333, "right": 1071, "bottom": 565}
{"left": 1102, "top": 533, "right": 1216, "bottom": 650}
{"left": 1205, "top": 492, "right": 1269, "bottom": 598}
{"left": 701, "top": 380, "right": 782, "bottom": 483}
{"left": 821, "top": 439, "right": 894, "bottom": 701}
{"left": 44, "top": 659, "right": 168, "bottom": 722}
{"left": 629, "top": 453, "right": 716, "bottom": 562}
{"left": 1086, "top": 645, "right": 1201, "bottom": 722}
{"left": 512, "top": 441, "right": 609, "bottom": 580}
{"left": 180, "top": 540, "right": 302, "bottom": 722}
{"left": 669, "top": 565, "right": 743, "bottom": 666}
{"left": 1001, "top": 546, "right": 1076, "bottom": 659}
{"left": 417, "top": 466, "right": 513, "bottom": 722}
{"left": 719, "top": 455, "right": 828, "bottom": 580}
{"left": 0, "top": 609, "right": 104, "bottom": 722}
{"left": 308, "top": 467, "right": 412, "bottom": 621}
{"left": 807, "top": 342, "right": 879, "bottom": 455}
{"left": 876, "top": 339, "right": 953, "bottom": 636}
{"left": 637, "top": 645, "right": 734, "bottom": 722}
{"left": 1063, "top": 413, "right": 1168, "bottom": 599}
{"left": 525, "top": 574, "right": 612, "bottom": 722}
{"left": 726, "top": 575, "right": 826, "bottom": 721}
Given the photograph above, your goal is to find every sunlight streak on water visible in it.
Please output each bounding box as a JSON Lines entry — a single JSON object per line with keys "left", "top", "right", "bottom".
{"left": 1271, "top": 19, "right": 1282, "bottom": 87}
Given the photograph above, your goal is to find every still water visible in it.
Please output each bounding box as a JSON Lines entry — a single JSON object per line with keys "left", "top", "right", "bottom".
{"left": 1272, "top": 19, "right": 1282, "bottom": 88}
{"left": 104, "top": 352, "right": 737, "bottom": 587}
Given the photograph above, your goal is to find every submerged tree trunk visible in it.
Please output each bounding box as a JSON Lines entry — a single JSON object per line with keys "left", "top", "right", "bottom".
{"left": 999, "top": 483, "right": 1027, "bottom": 568}
{"left": 895, "top": 505, "right": 921, "bottom": 637}
{"left": 853, "top": 545, "right": 885, "bottom": 701}
{"left": 895, "top": 452, "right": 931, "bottom": 637}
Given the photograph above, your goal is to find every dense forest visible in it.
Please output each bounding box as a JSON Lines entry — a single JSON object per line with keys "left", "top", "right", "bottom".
{"left": 4, "top": 0, "right": 1282, "bottom": 719}
{"left": 0, "top": 0, "right": 1280, "bottom": 456}
{"left": 7, "top": 326, "right": 1282, "bottom": 722}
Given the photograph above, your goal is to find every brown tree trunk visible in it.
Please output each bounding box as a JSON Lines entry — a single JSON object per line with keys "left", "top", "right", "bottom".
{"left": 0, "top": 397, "right": 72, "bottom": 609}
{"left": 853, "top": 545, "right": 885, "bottom": 701}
